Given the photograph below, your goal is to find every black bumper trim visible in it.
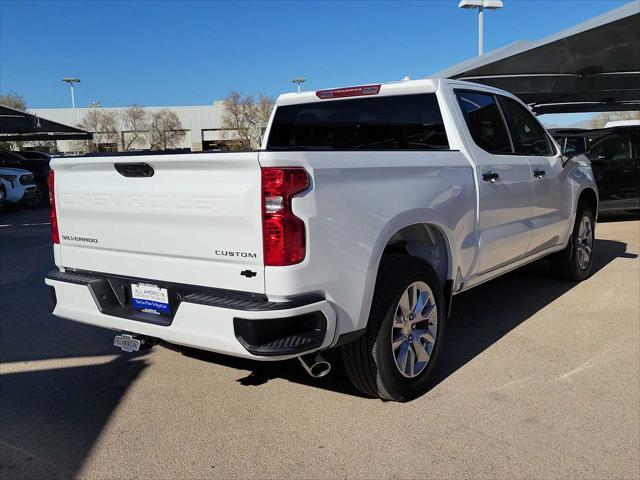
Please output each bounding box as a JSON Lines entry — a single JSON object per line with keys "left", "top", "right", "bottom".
{"left": 46, "top": 269, "right": 325, "bottom": 327}
{"left": 233, "top": 312, "right": 327, "bottom": 356}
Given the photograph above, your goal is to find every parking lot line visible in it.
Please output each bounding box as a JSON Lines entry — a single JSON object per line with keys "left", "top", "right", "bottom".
{"left": 0, "top": 222, "right": 51, "bottom": 228}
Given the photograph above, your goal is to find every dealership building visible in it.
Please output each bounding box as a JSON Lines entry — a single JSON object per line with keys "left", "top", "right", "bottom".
{"left": 28, "top": 102, "right": 235, "bottom": 154}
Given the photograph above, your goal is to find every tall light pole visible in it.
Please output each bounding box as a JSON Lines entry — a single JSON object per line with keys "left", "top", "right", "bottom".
{"left": 458, "top": 0, "right": 503, "bottom": 56}
{"left": 62, "top": 78, "right": 81, "bottom": 108}
{"left": 292, "top": 77, "right": 306, "bottom": 93}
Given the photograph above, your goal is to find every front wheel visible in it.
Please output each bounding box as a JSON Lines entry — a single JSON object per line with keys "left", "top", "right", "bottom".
{"left": 342, "top": 254, "right": 445, "bottom": 401}
{"left": 550, "top": 205, "right": 596, "bottom": 281}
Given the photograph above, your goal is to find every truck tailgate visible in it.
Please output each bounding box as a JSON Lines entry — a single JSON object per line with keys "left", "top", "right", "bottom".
{"left": 53, "top": 152, "right": 264, "bottom": 293}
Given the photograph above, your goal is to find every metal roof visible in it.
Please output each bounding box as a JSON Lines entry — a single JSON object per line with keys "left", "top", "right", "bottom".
{"left": 28, "top": 105, "right": 226, "bottom": 134}
{"left": 433, "top": 1, "right": 640, "bottom": 114}
{"left": 0, "top": 104, "right": 93, "bottom": 141}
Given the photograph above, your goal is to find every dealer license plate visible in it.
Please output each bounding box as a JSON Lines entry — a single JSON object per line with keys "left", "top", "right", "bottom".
{"left": 131, "top": 282, "right": 170, "bottom": 315}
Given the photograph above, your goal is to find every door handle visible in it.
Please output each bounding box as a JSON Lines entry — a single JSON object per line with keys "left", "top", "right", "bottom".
{"left": 482, "top": 171, "right": 500, "bottom": 183}
{"left": 533, "top": 169, "right": 546, "bottom": 179}
{"left": 114, "top": 162, "right": 154, "bottom": 178}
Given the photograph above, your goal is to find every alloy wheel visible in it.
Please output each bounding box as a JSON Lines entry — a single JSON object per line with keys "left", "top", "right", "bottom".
{"left": 577, "top": 215, "right": 593, "bottom": 270}
{"left": 391, "top": 281, "right": 438, "bottom": 378}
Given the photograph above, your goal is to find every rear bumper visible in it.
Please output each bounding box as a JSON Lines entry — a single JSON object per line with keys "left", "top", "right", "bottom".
{"left": 45, "top": 270, "right": 336, "bottom": 360}
{"left": 20, "top": 185, "right": 38, "bottom": 201}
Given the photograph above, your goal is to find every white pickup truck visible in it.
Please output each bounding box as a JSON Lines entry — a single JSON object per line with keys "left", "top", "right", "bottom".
{"left": 45, "top": 79, "right": 598, "bottom": 400}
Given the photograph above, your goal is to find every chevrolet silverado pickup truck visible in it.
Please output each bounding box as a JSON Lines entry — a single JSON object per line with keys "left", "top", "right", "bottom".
{"left": 45, "top": 79, "right": 598, "bottom": 401}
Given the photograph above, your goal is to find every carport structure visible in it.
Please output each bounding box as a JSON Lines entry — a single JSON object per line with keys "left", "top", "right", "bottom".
{"left": 435, "top": 1, "right": 640, "bottom": 115}
{"left": 0, "top": 104, "right": 92, "bottom": 141}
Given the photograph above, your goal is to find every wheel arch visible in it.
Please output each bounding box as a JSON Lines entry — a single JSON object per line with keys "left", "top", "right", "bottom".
{"left": 578, "top": 187, "right": 598, "bottom": 218}
{"left": 380, "top": 223, "right": 452, "bottom": 290}
{"left": 355, "top": 214, "right": 457, "bottom": 330}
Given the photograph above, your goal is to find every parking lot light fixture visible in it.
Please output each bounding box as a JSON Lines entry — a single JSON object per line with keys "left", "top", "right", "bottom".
{"left": 458, "top": 0, "right": 503, "bottom": 56}
{"left": 62, "top": 78, "right": 81, "bottom": 108}
{"left": 292, "top": 77, "right": 306, "bottom": 93}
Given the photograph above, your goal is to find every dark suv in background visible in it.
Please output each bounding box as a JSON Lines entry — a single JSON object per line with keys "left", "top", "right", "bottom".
{"left": 551, "top": 126, "right": 639, "bottom": 213}
{"left": 585, "top": 126, "right": 640, "bottom": 212}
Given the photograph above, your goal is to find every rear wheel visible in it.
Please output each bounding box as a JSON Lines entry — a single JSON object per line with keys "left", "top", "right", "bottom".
{"left": 550, "top": 205, "right": 596, "bottom": 281}
{"left": 342, "top": 254, "right": 445, "bottom": 401}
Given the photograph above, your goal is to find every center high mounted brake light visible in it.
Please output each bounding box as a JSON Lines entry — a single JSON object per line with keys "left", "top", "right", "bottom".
{"left": 315, "top": 84, "right": 381, "bottom": 99}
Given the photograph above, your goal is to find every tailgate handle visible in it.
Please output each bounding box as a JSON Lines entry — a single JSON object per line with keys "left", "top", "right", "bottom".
{"left": 114, "top": 163, "right": 154, "bottom": 178}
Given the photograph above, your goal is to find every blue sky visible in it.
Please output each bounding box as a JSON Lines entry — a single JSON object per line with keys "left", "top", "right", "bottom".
{"left": 0, "top": 0, "right": 630, "bottom": 123}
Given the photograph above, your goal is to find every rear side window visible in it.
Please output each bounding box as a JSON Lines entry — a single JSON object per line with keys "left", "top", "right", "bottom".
{"left": 455, "top": 91, "right": 512, "bottom": 154}
{"left": 565, "top": 136, "right": 587, "bottom": 155}
{"left": 266, "top": 94, "right": 449, "bottom": 151}
{"left": 499, "top": 97, "right": 554, "bottom": 156}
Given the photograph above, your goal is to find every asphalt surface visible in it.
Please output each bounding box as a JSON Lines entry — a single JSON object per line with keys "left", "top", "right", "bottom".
{"left": 1, "top": 208, "right": 639, "bottom": 479}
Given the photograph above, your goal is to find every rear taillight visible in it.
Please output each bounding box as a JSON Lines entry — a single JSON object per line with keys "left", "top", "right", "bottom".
{"left": 261, "top": 167, "right": 309, "bottom": 266}
{"left": 48, "top": 169, "right": 59, "bottom": 244}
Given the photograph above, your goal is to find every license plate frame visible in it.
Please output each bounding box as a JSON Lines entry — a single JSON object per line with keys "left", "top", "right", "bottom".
{"left": 130, "top": 282, "right": 171, "bottom": 316}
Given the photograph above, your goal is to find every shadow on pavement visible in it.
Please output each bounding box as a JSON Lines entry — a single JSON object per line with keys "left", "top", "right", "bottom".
{"left": 598, "top": 210, "right": 640, "bottom": 223}
{"left": 426, "top": 238, "right": 636, "bottom": 392}
{"left": 0, "top": 356, "right": 149, "bottom": 478}
{"left": 0, "top": 211, "right": 150, "bottom": 478}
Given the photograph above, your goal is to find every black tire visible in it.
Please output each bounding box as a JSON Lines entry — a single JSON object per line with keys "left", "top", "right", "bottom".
{"left": 0, "top": 185, "right": 5, "bottom": 212}
{"left": 342, "top": 254, "right": 445, "bottom": 401}
{"left": 550, "top": 204, "right": 596, "bottom": 281}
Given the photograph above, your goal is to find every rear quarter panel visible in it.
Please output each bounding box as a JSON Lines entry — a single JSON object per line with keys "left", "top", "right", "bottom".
{"left": 259, "top": 150, "right": 476, "bottom": 337}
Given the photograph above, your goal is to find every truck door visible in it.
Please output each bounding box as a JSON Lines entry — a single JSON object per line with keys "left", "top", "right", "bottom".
{"left": 498, "top": 95, "right": 572, "bottom": 254}
{"left": 454, "top": 90, "right": 534, "bottom": 275}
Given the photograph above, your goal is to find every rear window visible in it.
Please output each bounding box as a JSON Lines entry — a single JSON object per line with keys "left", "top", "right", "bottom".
{"left": 266, "top": 94, "right": 449, "bottom": 151}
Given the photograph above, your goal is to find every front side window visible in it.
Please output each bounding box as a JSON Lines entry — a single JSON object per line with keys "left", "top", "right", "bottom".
{"left": 266, "top": 93, "right": 449, "bottom": 151}
{"left": 499, "top": 97, "right": 554, "bottom": 156}
{"left": 455, "top": 91, "right": 512, "bottom": 154}
{"left": 588, "top": 134, "right": 631, "bottom": 161}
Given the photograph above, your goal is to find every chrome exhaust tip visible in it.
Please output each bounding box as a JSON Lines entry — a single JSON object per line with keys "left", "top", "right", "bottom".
{"left": 298, "top": 353, "right": 331, "bottom": 378}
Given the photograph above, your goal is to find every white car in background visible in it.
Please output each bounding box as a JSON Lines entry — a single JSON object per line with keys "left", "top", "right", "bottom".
{"left": 0, "top": 166, "right": 39, "bottom": 210}
{"left": 0, "top": 177, "right": 7, "bottom": 211}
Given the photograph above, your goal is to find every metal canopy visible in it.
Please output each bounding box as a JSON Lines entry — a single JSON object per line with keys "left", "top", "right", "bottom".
{"left": 434, "top": 2, "right": 640, "bottom": 114}
{"left": 0, "top": 104, "right": 93, "bottom": 141}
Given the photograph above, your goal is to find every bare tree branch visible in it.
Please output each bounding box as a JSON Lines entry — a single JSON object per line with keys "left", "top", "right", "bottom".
{"left": 222, "top": 92, "right": 274, "bottom": 150}
{"left": 0, "top": 91, "right": 27, "bottom": 111}
{"left": 78, "top": 106, "right": 119, "bottom": 152}
{"left": 121, "top": 104, "right": 149, "bottom": 151}
{"left": 590, "top": 111, "right": 640, "bottom": 128}
{"left": 148, "top": 109, "right": 186, "bottom": 150}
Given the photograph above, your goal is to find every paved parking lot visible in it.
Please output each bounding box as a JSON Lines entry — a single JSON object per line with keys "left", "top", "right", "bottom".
{"left": 1, "top": 208, "right": 639, "bottom": 479}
